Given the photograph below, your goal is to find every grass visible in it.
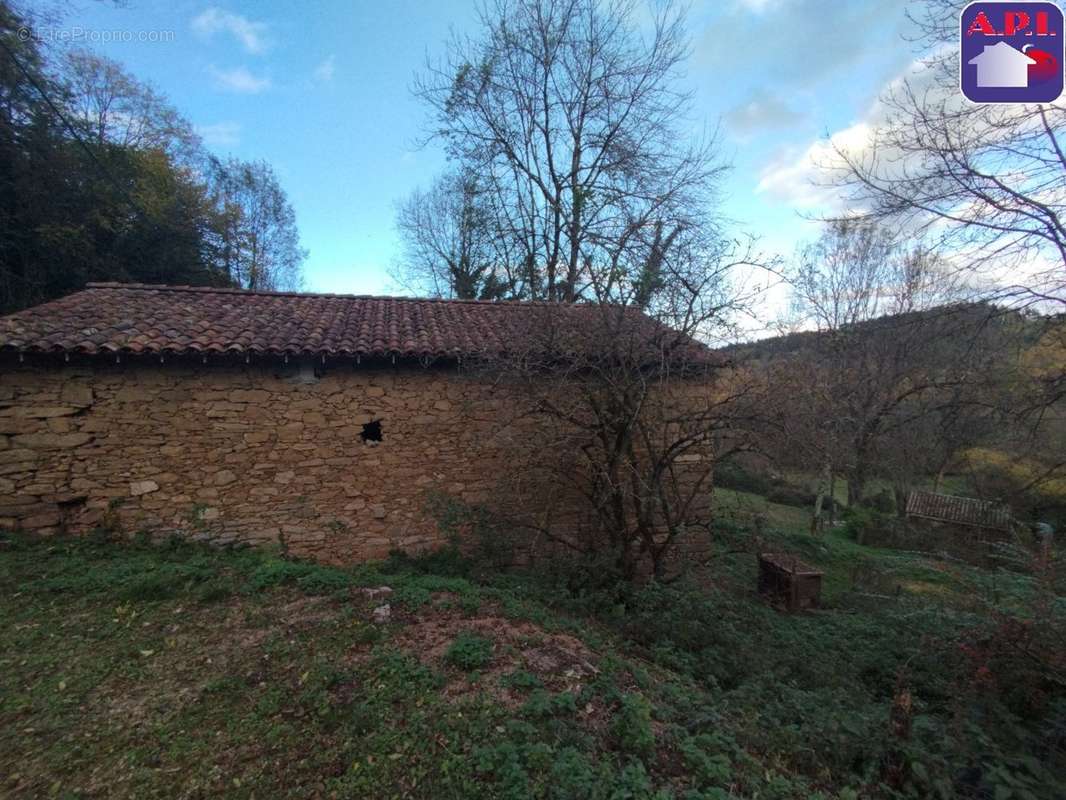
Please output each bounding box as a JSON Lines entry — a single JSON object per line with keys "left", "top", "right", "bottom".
{"left": 710, "top": 487, "right": 1002, "bottom": 602}
{"left": 713, "top": 486, "right": 813, "bottom": 532}
{"left": 1, "top": 511, "right": 1063, "bottom": 799}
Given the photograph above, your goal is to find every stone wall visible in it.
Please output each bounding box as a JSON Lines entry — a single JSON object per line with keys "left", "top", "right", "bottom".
{"left": 0, "top": 358, "right": 713, "bottom": 567}
{"left": 0, "top": 360, "right": 540, "bottom": 562}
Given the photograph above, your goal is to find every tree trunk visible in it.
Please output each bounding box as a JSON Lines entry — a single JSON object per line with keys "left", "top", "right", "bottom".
{"left": 893, "top": 484, "right": 909, "bottom": 518}
{"left": 933, "top": 463, "right": 946, "bottom": 493}
{"left": 828, "top": 473, "right": 838, "bottom": 523}
{"left": 847, "top": 468, "right": 866, "bottom": 507}
{"left": 810, "top": 459, "right": 832, "bottom": 536}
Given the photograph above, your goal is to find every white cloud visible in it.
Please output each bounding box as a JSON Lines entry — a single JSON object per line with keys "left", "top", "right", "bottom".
{"left": 753, "top": 47, "right": 1065, "bottom": 306}
{"left": 313, "top": 55, "right": 336, "bottom": 83}
{"left": 755, "top": 54, "right": 945, "bottom": 211}
{"left": 208, "top": 65, "right": 271, "bottom": 94}
{"left": 192, "top": 7, "right": 268, "bottom": 54}
{"left": 195, "top": 121, "right": 241, "bottom": 147}
{"left": 755, "top": 124, "right": 872, "bottom": 210}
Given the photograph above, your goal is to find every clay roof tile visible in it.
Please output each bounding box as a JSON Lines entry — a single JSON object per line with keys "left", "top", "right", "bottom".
{"left": 0, "top": 283, "right": 711, "bottom": 366}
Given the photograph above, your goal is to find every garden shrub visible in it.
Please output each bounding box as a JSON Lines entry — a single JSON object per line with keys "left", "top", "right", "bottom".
{"left": 840, "top": 506, "right": 885, "bottom": 544}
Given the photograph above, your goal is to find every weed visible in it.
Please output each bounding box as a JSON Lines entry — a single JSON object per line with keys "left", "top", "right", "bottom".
{"left": 444, "top": 630, "right": 494, "bottom": 671}
{"left": 121, "top": 572, "right": 182, "bottom": 602}
{"left": 611, "top": 693, "right": 655, "bottom": 761}
{"left": 244, "top": 558, "right": 350, "bottom": 594}
{"left": 0, "top": 526, "right": 1062, "bottom": 799}
{"left": 501, "top": 669, "right": 543, "bottom": 692}
{"left": 194, "top": 580, "right": 232, "bottom": 603}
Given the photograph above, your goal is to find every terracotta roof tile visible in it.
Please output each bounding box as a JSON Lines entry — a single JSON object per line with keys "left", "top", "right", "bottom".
{"left": 905, "top": 490, "right": 1012, "bottom": 531}
{"left": 0, "top": 283, "right": 709, "bottom": 364}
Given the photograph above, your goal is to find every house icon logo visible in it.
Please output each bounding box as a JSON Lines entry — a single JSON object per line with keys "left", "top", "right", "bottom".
{"left": 969, "top": 41, "right": 1037, "bottom": 87}
{"left": 961, "top": 2, "right": 1065, "bottom": 103}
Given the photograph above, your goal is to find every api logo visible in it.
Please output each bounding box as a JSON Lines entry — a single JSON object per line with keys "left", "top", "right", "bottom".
{"left": 961, "top": 2, "right": 1064, "bottom": 103}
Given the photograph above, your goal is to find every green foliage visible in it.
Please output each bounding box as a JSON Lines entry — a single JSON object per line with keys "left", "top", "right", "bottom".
{"left": 383, "top": 543, "right": 473, "bottom": 578}
{"left": 611, "top": 694, "right": 655, "bottom": 761}
{"left": 0, "top": 5, "right": 305, "bottom": 314}
{"left": 444, "top": 631, "right": 494, "bottom": 671}
{"left": 840, "top": 505, "right": 886, "bottom": 543}
{"left": 423, "top": 490, "right": 515, "bottom": 571}
{"left": 679, "top": 733, "right": 734, "bottom": 789}
{"left": 244, "top": 557, "right": 351, "bottom": 594}
{"left": 501, "top": 669, "right": 543, "bottom": 692}
{"left": 521, "top": 689, "right": 578, "bottom": 719}
{"left": 1, "top": 527, "right": 1063, "bottom": 799}
{"left": 547, "top": 747, "right": 600, "bottom": 799}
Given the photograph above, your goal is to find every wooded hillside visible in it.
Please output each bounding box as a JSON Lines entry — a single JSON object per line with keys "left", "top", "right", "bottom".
{"left": 0, "top": 3, "right": 306, "bottom": 314}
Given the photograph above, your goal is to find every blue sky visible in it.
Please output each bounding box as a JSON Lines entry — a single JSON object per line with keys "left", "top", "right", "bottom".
{"left": 51, "top": 0, "right": 924, "bottom": 300}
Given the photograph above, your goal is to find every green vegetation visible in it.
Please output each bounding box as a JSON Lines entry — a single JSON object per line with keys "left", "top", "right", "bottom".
{"left": 445, "top": 631, "right": 495, "bottom": 671}
{"left": 0, "top": 3, "right": 305, "bottom": 314}
{"left": 2, "top": 502, "right": 1064, "bottom": 798}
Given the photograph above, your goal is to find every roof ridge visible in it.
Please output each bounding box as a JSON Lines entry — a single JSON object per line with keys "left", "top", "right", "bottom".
{"left": 83, "top": 282, "right": 593, "bottom": 308}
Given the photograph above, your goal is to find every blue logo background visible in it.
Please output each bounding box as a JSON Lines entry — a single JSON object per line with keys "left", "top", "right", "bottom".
{"left": 961, "top": 2, "right": 1065, "bottom": 103}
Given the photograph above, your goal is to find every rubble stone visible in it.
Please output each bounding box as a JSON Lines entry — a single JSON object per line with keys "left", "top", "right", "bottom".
{"left": 0, "top": 362, "right": 713, "bottom": 565}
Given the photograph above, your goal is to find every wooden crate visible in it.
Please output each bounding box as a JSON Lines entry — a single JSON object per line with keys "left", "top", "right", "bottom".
{"left": 758, "top": 553, "right": 823, "bottom": 611}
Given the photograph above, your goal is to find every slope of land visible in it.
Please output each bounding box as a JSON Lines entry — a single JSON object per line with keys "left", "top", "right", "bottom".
{"left": 1, "top": 506, "right": 1063, "bottom": 799}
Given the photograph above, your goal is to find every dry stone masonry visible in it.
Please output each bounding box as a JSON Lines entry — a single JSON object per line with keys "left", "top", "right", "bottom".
{"left": 0, "top": 284, "right": 717, "bottom": 567}
{"left": 0, "top": 362, "right": 527, "bottom": 563}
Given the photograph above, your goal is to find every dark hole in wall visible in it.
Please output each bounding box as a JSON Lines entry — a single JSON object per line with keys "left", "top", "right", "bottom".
{"left": 361, "top": 420, "right": 382, "bottom": 442}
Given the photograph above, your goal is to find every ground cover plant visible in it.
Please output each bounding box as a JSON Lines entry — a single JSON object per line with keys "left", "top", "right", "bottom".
{"left": 1, "top": 503, "right": 1063, "bottom": 799}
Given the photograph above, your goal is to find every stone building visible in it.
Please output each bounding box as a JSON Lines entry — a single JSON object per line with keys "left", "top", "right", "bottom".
{"left": 0, "top": 283, "right": 714, "bottom": 565}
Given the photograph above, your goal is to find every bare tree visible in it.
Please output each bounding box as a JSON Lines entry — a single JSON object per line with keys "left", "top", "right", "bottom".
{"left": 414, "top": 0, "right": 724, "bottom": 304}
{"left": 832, "top": 0, "right": 1066, "bottom": 312}
{"left": 208, "top": 158, "right": 307, "bottom": 292}
{"left": 60, "top": 50, "right": 202, "bottom": 165}
{"left": 408, "top": 0, "right": 772, "bottom": 578}
{"left": 486, "top": 279, "right": 757, "bottom": 581}
{"left": 825, "top": 1, "right": 1066, "bottom": 498}
{"left": 393, "top": 168, "right": 514, "bottom": 299}
{"left": 779, "top": 221, "right": 994, "bottom": 510}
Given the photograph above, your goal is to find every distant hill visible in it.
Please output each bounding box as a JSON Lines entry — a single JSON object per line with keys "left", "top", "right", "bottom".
{"left": 722, "top": 302, "right": 1042, "bottom": 364}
